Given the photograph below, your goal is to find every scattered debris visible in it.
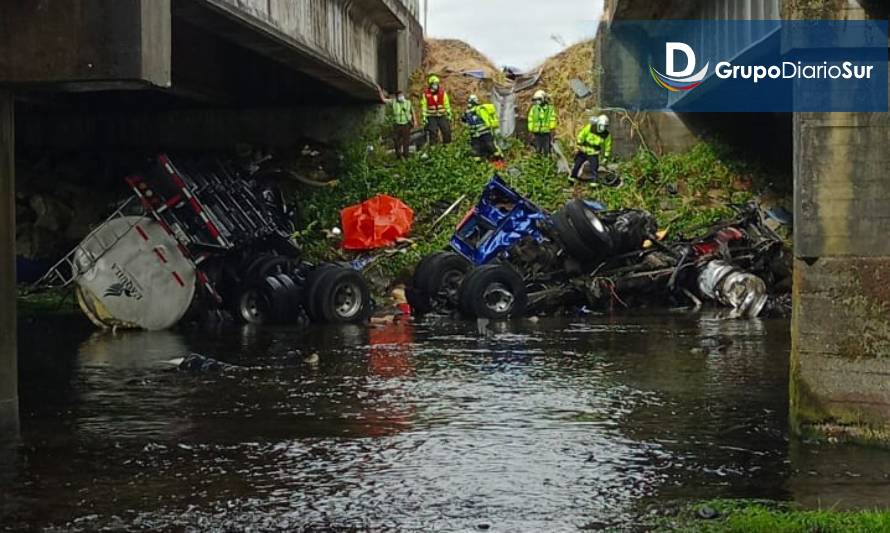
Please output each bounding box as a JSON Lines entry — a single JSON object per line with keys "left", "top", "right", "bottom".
{"left": 698, "top": 261, "right": 768, "bottom": 319}
{"left": 408, "top": 176, "right": 789, "bottom": 320}
{"left": 569, "top": 78, "right": 592, "bottom": 99}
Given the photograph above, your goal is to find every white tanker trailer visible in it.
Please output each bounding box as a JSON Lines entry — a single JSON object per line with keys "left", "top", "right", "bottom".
{"left": 35, "top": 154, "right": 371, "bottom": 331}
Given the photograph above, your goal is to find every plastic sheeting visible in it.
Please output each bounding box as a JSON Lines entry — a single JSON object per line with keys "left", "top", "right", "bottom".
{"left": 490, "top": 69, "right": 543, "bottom": 138}
{"left": 341, "top": 195, "right": 414, "bottom": 250}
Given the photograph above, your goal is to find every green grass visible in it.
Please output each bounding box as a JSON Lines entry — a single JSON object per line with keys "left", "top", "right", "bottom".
{"left": 659, "top": 500, "right": 890, "bottom": 532}
{"left": 16, "top": 287, "right": 80, "bottom": 317}
{"left": 292, "top": 125, "right": 760, "bottom": 285}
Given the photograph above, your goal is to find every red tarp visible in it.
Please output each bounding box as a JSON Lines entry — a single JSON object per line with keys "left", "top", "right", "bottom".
{"left": 340, "top": 195, "right": 414, "bottom": 250}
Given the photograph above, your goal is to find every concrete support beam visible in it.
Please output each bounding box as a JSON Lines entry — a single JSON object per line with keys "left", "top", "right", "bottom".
{"left": 791, "top": 110, "right": 890, "bottom": 444}
{"left": 0, "top": 90, "right": 17, "bottom": 440}
{"left": 0, "top": 0, "right": 171, "bottom": 89}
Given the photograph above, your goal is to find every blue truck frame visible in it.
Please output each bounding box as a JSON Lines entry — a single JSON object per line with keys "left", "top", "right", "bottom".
{"left": 450, "top": 176, "right": 605, "bottom": 266}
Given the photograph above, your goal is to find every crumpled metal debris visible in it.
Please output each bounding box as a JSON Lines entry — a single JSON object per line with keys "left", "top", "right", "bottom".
{"left": 698, "top": 261, "right": 768, "bottom": 319}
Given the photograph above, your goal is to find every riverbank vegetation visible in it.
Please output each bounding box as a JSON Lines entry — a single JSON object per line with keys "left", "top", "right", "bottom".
{"left": 657, "top": 499, "right": 890, "bottom": 532}
{"left": 294, "top": 127, "right": 762, "bottom": 284}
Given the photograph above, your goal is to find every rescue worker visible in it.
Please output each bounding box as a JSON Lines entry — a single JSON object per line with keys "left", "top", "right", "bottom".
{"left": 421, "top": 75, "right": 452, "bottom": 145}
{"left": 571, "top": 114, "right": 612, "bottom": 182}
{"left": 527, "top": 90, "right": 557, "bottom": 155}
{"left": 461, "top": 94, "right": 502, "bottom": 160}
{"left": 389, "top": 89, "right": 416, "bottom": 159}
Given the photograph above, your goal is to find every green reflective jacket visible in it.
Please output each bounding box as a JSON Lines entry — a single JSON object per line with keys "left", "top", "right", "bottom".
{"left": 577, "top": 124, "right": 612, "bottom": 159}
{"left": 391, "top": 99, "right": 413, "bottom": 126}
{"left": 528, "top": 104, "right": 557, "bottom": 133}
{"left": 466, "top": 103, "right": 499, "bottom": 138}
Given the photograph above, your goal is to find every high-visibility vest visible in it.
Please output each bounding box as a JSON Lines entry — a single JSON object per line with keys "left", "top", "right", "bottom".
{"left": 528, "top": 104, "right": 557, "bottom": 133}
{"left": 577, "top": 124, "right": 613, "bottom": 159}
{"left": 391, "top": 100, "right": 412, "bottom": 125}
{"left": 465, "top": 103, "right": 499, "bottom": 138}
{"left": 422, "top": 88, "right": 452, "bottom": 118}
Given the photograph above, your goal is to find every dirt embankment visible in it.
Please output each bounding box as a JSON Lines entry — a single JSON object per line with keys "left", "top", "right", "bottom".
{"left": 408, "top": 39, "right": 505, "bottom": 110}
{"left": 516, "top": 40, "right": 599, "bottom": 142}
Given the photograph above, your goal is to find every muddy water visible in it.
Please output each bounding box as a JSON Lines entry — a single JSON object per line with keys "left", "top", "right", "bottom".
{"left": 3, "top": 312, "right": 890, "bottom": 531}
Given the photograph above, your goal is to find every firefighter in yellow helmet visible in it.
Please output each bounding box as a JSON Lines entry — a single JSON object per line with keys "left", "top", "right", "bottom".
{"left": 571, "top": 115, "right": 613, "bottom": 182}
{"left": 461, "top": 94, "right": 502, "bottom": 160}
{"left": 527, "top": 90, "right": 557, "bottom": 155}
{"left": 421, "top": 74, "right": 452, "bottom": 145}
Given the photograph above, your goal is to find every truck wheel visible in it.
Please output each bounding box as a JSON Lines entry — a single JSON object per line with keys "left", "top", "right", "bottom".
{"left": 262, "top": 275, "right": 290, "bottom": 323}
{"left": 565, "top": 200, "right": 613, "bottom": 255}
{"left": 408, "top": 252, "right": 444, "bottom": 314}
{"left": 243, "top": 254, "right": 274, "bottom": 284}
{"left": 411, "top": 252, "right": 447, "bottom": 290}
{"left": 250, "top": 255, "right": 294, "bottom": 286}
{"left": 552, "top": 209, "right": 597, "bottom": 262}
{"left": 458, "top": 265, "right": 497, "bottom": 316}
{"left": 315, "top": 268, "right": 372, "bottom": 324}
{"left": 234, "top": 286, "right": 269, "bottom": 324}
{"left": 459, "top": 264, "right": 527, "bottom": 319}
{"left": 304, "top": 264, "right": 341, "bottom": 322}
{"left": 274, "top": 273, "right": 304, "bottom": 320}
{"left": 411, "top": 252, "right": 470, "bottom": 313}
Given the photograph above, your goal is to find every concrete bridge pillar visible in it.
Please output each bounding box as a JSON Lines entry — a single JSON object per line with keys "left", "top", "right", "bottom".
{"left": 791, "top": 110, "right": 890, "bottom": 443}
{"left": 0, "top": 89, "right": 17, "bottom": 439}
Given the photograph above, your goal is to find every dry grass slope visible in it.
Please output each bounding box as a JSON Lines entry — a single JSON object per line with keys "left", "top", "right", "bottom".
{"left": 408, "top": 38, "right": 505, "bottom": 109}
{"left": 517, "top": 39, "right": 599, "bottom": 142}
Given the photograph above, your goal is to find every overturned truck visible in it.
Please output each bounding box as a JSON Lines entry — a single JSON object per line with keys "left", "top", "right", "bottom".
{"left": 35, "top": 154, "right": 373, "bottom": 330}
{"left": 407, "top": 177, "right": 788, "bottom": 319}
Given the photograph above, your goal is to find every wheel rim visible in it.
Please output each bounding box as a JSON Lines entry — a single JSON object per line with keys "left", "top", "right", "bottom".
{"left": 483, "top": 282, "right": 514, "bottom": 314}
{"left": 584, "top": 210, "right": 606, "bottom": 233}
{"left": 239, "top": 289, "right": 265, "bottom": 323}
{"left": 333, "top": 281, "right": 362, "bottom": 319}
{"left": 437, "top": 269, "right": 464, "bottom": 304}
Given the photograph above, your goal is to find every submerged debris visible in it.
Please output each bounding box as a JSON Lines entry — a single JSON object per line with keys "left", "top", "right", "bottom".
{"left": 698, "top": 261, "right": 768, "bottom": 319}
{"left": 176, "top": 353, "right": 237, "bottom": 373}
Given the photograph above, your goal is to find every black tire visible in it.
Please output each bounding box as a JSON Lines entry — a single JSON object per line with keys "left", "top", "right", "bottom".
{"left": 459, "top": 264, "right": 527, "bottom": 319}
{"left": 410, "top": 252, "right": 447, "bottom": 290}
{"left": 304, "top": 264, "right": 340, "bottom": 322}
{"left": 458, "top": 265, "right": 499, "bottom": 316}
{"left": 406, "top": 285, "right": 434, "bottom": 315}
{"left": 243, "top": 253, "right": 273, "bottom": 284}
{"left": 407, "top": 252, "right": 447, "bottom": 314}
{"left": 601, "top": 170, "right": 622, "bottom": 187}
{"left": 565, "top": 200, "right": 614, "bottom": 256}
{"left": 411, "top": 252, "right": 470, "bottom": 313}
{"left": 250, "top": 256, "right": 293, "bottom": 286}
{"left": 552, "top": 209, "right": 597, "bottom": 262}
{"left": 274, "top": 273, "right": 304, "bottom": 321}
{"left": 232, "top": 286, "right": 270, "bottom": 325}
{"left": 315, "top": 268, "right": 372, "bottom": 324}
{"left": 261, "top": 276, "right": 290, "bottom": 323}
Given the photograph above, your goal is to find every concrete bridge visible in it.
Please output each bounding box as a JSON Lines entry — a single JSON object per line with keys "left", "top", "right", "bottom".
{"left": 602, "top": 0, "right": 890, "bottom": 444}
{"left": 0, "top": 0, "right": 424, "bottom": 436}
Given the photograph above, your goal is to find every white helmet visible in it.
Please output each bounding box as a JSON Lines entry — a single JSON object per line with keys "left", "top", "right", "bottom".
{"left": 468, "top": 94, "right": 480, "bottom": 106}
{"left": 596, "top": 114, "right": 609, "bottom": 133}
{"left": 533, "top": 90, "right": 547, "bottom": 102}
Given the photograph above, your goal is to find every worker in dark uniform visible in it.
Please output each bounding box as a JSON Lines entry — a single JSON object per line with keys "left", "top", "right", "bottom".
{"left": 461, "top": 94, "right": 502, "bottom": 160}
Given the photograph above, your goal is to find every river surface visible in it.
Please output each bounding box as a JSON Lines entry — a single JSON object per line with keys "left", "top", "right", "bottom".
{"left": 4, "top": 312, "right": 890, "bottom": 531}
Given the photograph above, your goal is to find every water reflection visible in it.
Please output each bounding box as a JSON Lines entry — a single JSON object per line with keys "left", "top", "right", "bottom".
{"left": 2, "top": 312, "right": 890, "bottom": 530}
